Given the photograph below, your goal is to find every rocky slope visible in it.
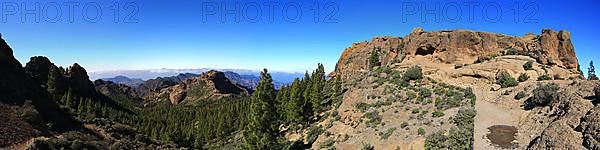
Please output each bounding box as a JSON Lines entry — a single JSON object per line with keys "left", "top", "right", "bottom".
{"left": 307, "top": 28, "right": 597, "bottom": 150}
{"left": 0, "top": 35, "right": 171, "bottom": 149}
{"left": 135, "top": 73, "right": 197, "bottom": 99}
{"left": 94, "top": 79, "right": 144, "bottom": 107}
{"left": 0, "top": 34, "right": 33, "bottom": 105}
{"left": 146, "top": 70, "right": 249, "bottom": 105}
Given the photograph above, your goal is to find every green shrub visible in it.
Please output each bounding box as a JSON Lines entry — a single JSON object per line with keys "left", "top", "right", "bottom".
{"left": 404, "top": 66, "right": 423, "bottom": 81}
{"left": 425, "top": 128, "right": 473, "bottom": 150}
{"left": 364, "top": 111, "right": 382, "bottom": 128}
{"left": 514, "top": 91, "right": 527, "bottom": 100}
{"left": 407, "top": 91, "right": 417, "bottom": 100}
{"left": 362, "top": 143, "right": 375, "bottom": 150}
{"left": 419, "top": 88, "right": 432, "bottom": 97}
{"left": 19, "top": 100, "right": 43, "bottom": 126}
{"left": 411, "top": 108, "right": 420, "bottom": 114}
{"left": 526, "top": 83, "right": 559, "bottom": 109}
{"left": 401, "top": 122, "right": 409, "bottom": 128}
{"left": 452, "top": 108, "right": 476, "bottom": 129}
{"left": 418, "top": 128, "right": 426, "bottom": 136}
{"left": 496, "top": 71, "right": 519, "bottom": 88}
{"left": 537, "top": 74, "right": 552, "bottom": 81}
{"left": 474, "top": 56, "right": 491, "bottom": 63}
{"left": 518, "top": 73, "right": 529, "bottom": 82}
{"left": 463, "top": 87, "right": 477, "bottom": 106}
{"left": 425, "top": 131, "right": 447, "bottom": 149}
{"left": 431, "top": 111, "right": 445, "bottom": 117}
{"left": 369, "top": 47, "right": 381, "bottom": 69}
{"left": 356, "top": 102, "right": 370, "bottom": 112}
{"left": 380, "top": 127, "right": 397, "bottom": 140}
{"left": 523, "top": 61, "right": 534, "bottom": 70}
{"left": 307, "top": 126, "right": 324, "bottom": 143}
{"left": 320, "top": 139, "right": 335, "bottom": 149}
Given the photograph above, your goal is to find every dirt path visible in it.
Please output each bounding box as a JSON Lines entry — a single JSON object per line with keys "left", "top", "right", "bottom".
{"left": 473, "top": 85, "right": 519, "bottom": 150}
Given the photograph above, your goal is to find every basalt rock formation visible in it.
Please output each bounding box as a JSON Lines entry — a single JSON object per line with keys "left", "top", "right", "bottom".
{"left": 334, "top": 28, "right": 581, "bottom": 80}
{"left": 147, "top": 70, "right": 248, "bottom": 105}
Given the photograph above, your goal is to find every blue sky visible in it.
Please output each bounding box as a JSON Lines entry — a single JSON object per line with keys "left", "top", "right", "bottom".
{"left": 1, "top": 0, "right": 599, "bottom": 74}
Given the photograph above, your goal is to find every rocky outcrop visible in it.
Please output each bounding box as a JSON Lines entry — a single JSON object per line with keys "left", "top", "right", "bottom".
{"left": 94, "top": 79, "right": 143, "bottom": 106}
{"left": 334, "top": 28, "right": 581, "bottom": 81}
{"left": 519, "top": 81, "right": 599, "bottom": 149}
{"left": 66, "top": 63, "right": 97, "bottom": 97}
{"left": 580, "top": 106, "right": 600, "bottom": 149}
{"left": 24, "top": 56, "right": 54, "bottom": 85}
{"left": 0, "top": 34, "right": 31, "bottom": 104}
{"left": 136, "top": 73, "right": 198, "bottom": 98}
{"left": 148, "top": 70, "right": 248, "bottom": 105}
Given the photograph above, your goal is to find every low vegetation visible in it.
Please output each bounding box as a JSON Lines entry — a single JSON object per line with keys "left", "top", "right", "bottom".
{"left": 361, "top": 143, "right": 375, "bottom": 150}
{"left": 401, "top": 122, "right": 409, "bottom": 128}
{"left": 418, "top": 128, "right": 426, "bottom": 136}
{"left": 369, "top": 47, "right": 381, "bottom": 69}
{"left": 524, "top": 83, "right": 559, "bottom": 109}
{"left": 425, "top": 108, "right": 476, "bottom": 149}
{"left": 363, "top": 111, "right": 382, "bottom": 128}
{"left": 518, "top": 73, "right": 529, "bottom": 82}
{"left": 496, "top": 71, "right": 518, "bottom": 88}
{"left": 515, "top": 91, "right": 527, "bottom": 100}
{"left": 537, "top": 74, "right": 552, "bottom": 81}
{"left": 431, "top": 110, "right": 445, "bottom": 117}
{"left": 404, "top": 66, "right": 423, "bottom": 81}
{"left": 379, "top": 127, "right": 397, "bottom": 140}
{"left": 523, "top": 61, "right": 534, "bottom": 70}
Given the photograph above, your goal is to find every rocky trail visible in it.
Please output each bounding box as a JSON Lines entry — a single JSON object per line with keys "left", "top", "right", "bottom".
{"left": 473, "top": 85, "right": 519, "bottom": 150}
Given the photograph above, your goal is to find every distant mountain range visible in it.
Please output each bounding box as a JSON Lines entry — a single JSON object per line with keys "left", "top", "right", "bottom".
{"left": 101, "top": 71, "right": 284, "bottom": 91}
{"left": 90, "top": 68, "right": 304, "bottom": 84}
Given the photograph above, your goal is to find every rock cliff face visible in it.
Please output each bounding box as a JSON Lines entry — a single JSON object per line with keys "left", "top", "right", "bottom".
{"left": 25, "top": 56, "right": 54, "bottom": 85}
{"left": 0, "top": 34, "right": 31, "bottom": 104}
{"left": 66, "top": 63, "right": 97, "bottom": 97}
{"left": 334, "top": 28, "right": 581, "bottom": 80}
{"left": 147, "top": 70, "right": 248, "bottom": 105}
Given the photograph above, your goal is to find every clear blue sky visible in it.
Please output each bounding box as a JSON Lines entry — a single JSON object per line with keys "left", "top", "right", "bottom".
{"left": 1, "top": 0, "right": 599, "bottom": 74}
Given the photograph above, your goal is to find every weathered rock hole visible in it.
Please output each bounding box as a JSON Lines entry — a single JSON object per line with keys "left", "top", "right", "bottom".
{"left": 416, "top": 45, "right": 435, "bottom": 56}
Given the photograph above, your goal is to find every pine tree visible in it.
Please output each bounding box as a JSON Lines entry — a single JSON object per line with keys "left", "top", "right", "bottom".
{"left": 332, "top": 76, "right": 343, "bottom": 106}
{"left": 244, "top": 69, "right": 278, "bottom": 149}
{"left": 589, "top": 61, "right": 598, "bottom": 80}
{"left": 77, "top": 97, "right": 85, "bottom": 114}
{"left": 46, "top": 65, "right": 61, "bottom": 96}
{"left": 65, "top": 88, "right": 73, "bottom": 108}
{"left": 309, "top": 64, "right": 325, "bottom": 114}
{"left": 369, "top": 47, "right": 381, "bottom": 69}
{"left": 285, "top": 79, "right": 303, "bottom": 124}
